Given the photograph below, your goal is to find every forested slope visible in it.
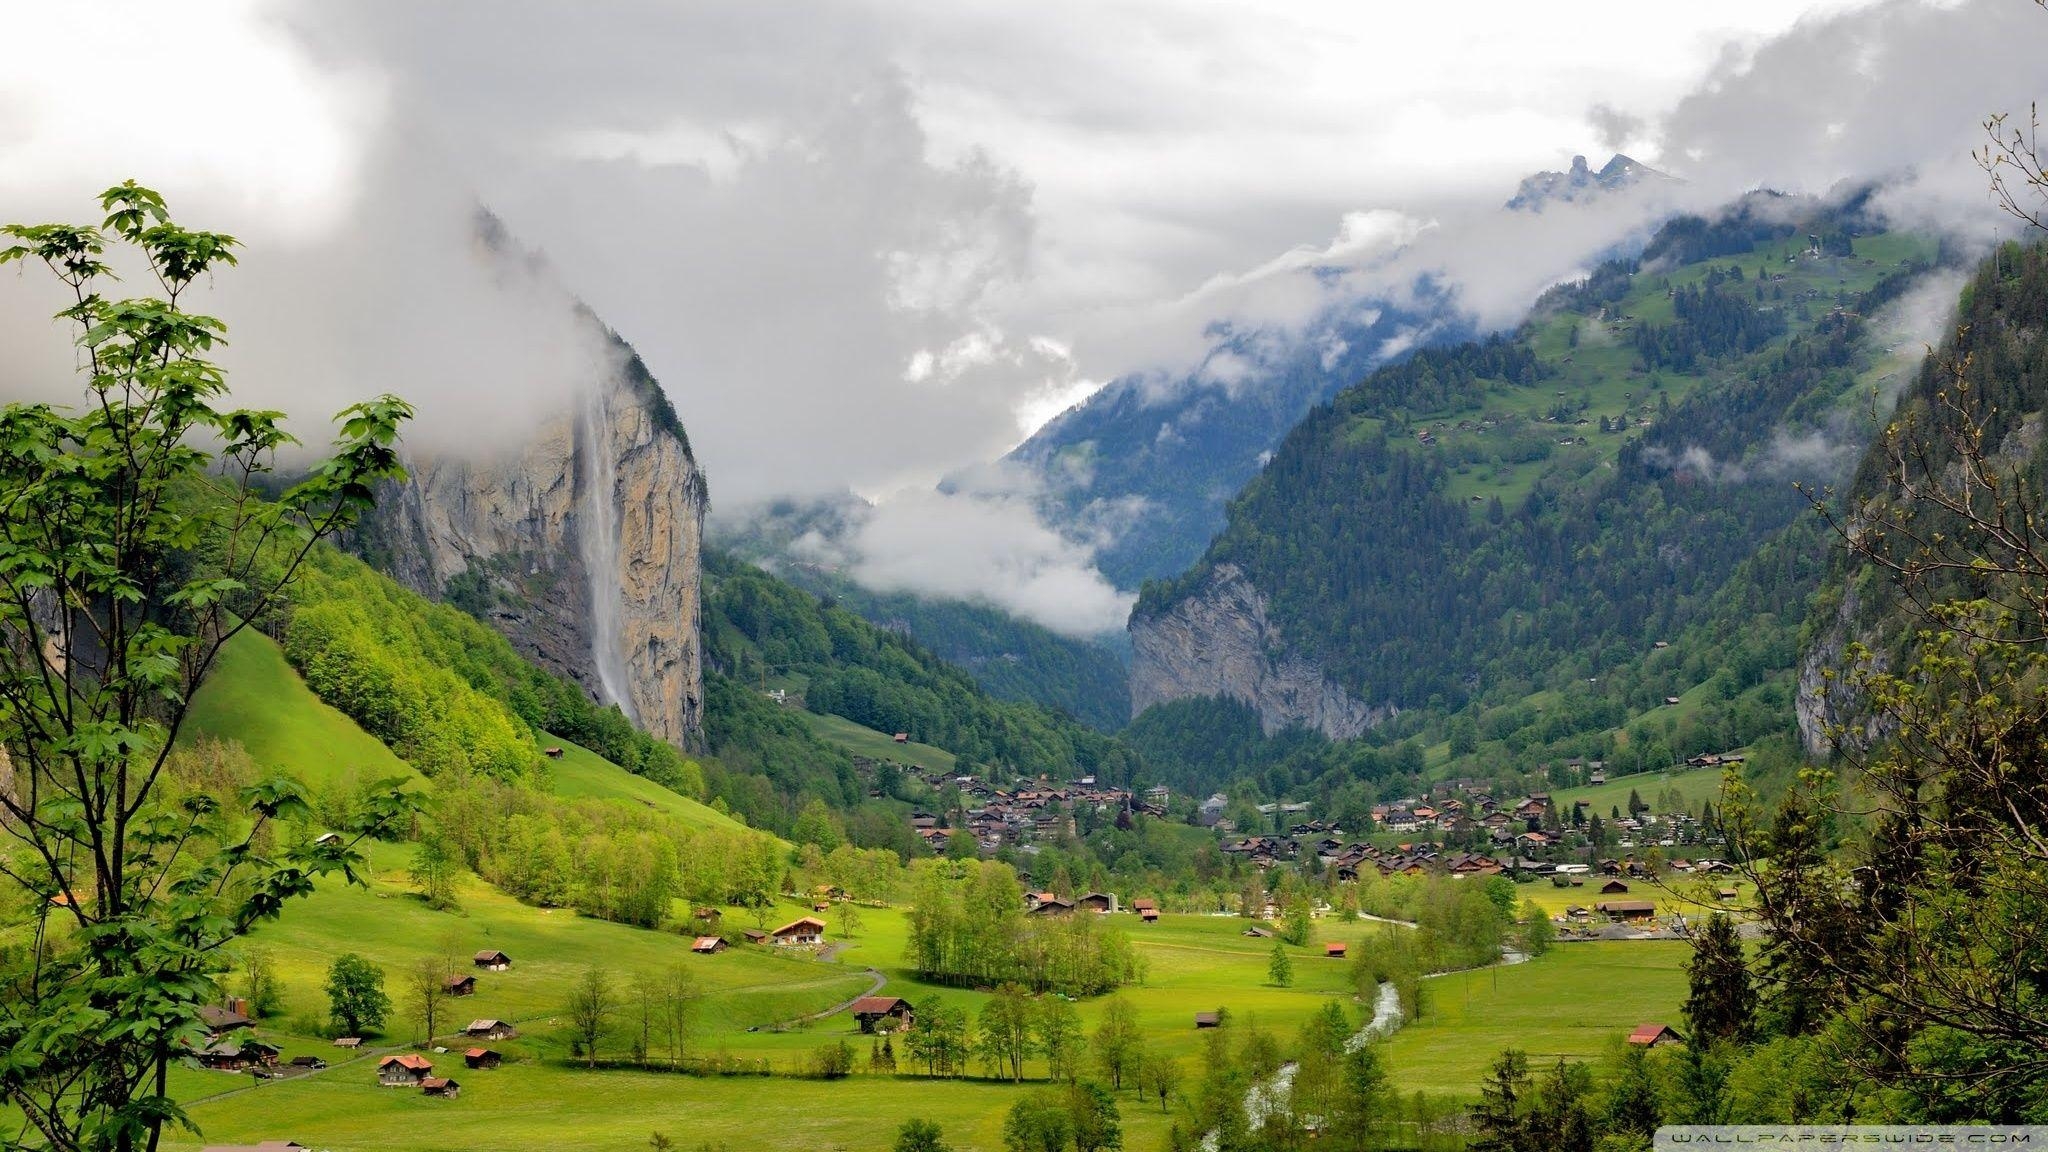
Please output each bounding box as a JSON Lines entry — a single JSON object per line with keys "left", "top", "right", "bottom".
{"left": 1133, "top": 194, "right": 1949, "bottom": 791}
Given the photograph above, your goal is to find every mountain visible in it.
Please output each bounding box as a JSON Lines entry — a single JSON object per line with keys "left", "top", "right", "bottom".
{"left": 357, "top": 330, "right": 708, "bottom": 750}
{"left": 1507, "top": 153, "right": 1670, "bottom": 212}
{"left": 1131, "top": 194, "right": 1945, "bottom": 773}
{"left": 1797, "top": 240, "right": 2048, "bottom": 755}
{"left": 1009, "top": 287, "right": 1465, "bottom": 590}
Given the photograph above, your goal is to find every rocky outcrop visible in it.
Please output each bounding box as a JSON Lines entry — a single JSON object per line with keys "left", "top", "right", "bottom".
{"left": 1128, "top": 564, "right": 1393, "bottom": 739}
{"left": 368, "top": 341, "right": 706, "bottom": 751}
{"left": 1506, "top": 153, "right": 1670, "bottom": 212}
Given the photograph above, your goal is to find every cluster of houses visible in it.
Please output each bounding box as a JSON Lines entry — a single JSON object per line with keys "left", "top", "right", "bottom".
{"left": 906, "top": 774, "right": 1158, "bottom": 855}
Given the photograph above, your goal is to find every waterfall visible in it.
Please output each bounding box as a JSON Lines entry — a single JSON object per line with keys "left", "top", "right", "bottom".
{"left": 578, "top": 384, "right": 637, "bottom": 721}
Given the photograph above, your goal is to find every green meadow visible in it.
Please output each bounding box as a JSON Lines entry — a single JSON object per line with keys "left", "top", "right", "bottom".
{"left": 142, "top": 619, "right": 1691, "bottom": 1151}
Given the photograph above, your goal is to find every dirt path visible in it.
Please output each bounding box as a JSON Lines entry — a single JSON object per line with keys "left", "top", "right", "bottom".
{"left": 768, "top": 965, "right": 887, "bottom": 1030}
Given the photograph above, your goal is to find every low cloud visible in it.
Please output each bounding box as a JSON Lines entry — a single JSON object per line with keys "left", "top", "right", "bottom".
{"left": 772, "top": 464, "right": 1133, "bottom": 636}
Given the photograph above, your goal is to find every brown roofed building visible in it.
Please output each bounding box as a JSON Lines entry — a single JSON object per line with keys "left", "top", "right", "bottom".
{"left": 771, "top": 916, "right": 826, "bottom": 946}
{"left": 444, "top": 974, "right": 476, "bottom": 997}
{"left": 463, "top": 1048, "right": 502, "bottom": 1069}
{"left": 474, "top": 950, "right": 511, "bottom": 970}
{"left": 465, "top": 1019, "right": 519, "bottom": 1041}
{"left": 1596, "top": 899, "right": 1657, "bottom": 921}
{"left": 692, "top": 936, "right": 727, "bottom": 953}
{"left": 420, "top": 1076, "right": 460, "bottom": 1099}
{"left": 848, "top": 996, "right": 914, "bottom": 1034}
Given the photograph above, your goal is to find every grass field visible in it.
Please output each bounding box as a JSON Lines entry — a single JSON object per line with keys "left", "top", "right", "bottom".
{"left": 186, "top": 629, "right": 421, "bottom": 789}
{"left": 542, "top": 734, "right": 748, "bottom": 834}
{"left": 801, "top": 710, "right": 958, "bottom": 773}
{"left": 1382, "top": 942, "right": 1689, "bottom": 1091}
{"left": 1551, "top": 764, "right": 1729, "bottom": 819}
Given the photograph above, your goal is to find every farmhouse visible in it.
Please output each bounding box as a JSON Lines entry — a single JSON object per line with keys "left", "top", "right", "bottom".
{"left": 194, "top": 1039, "right": 280, "bottom": 1072}
{"left": 197, "top": 1004, "right": 252, "bottom": 1035}
{"left": 420, "top": 1076, "right": 461, "bottom": 1099}
{"left": 691, "top": 936, "right": 727, "bottom": 954}
{"left": 466, "top": 1019, "right": 519, "bottom": 1041}
{"left": 444, "top": 974, "right": 476, "bottom": 997}
{"left": 771, "top": 916, "right": 826, "bottom": 946}
{"left": 473, "top": 950, "right": 511, "bottom": 970}
{"left": 848, "top": 996, "right": 915, "bottom": 1034}
{"left": 1596, "top": 899, "right": 1657, "bottom": 922}
{"left": 1627, "top": 1023, "right": 1684, "bottom": 1048}
{"left": 377, "top": 1054, "right": 433, "bottom": 1087}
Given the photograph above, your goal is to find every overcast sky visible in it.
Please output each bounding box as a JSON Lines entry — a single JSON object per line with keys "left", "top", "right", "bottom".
{"left": 3, "top": 0, "right": 2043, "bottom": 633}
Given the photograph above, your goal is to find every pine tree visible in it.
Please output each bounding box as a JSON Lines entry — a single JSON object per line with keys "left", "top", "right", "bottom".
{"left": 1603, "top": 1042, "right": 1662, "bottom": 1142}
{"left": 1468, "top": 1049, "right": 1532, "bottom": 1152}
{"left": 1684, "top": 912, "right": 1754, "bottom": 1044}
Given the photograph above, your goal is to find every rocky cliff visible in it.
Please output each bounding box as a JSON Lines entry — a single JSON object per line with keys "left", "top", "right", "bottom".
{"left": 1128, "top": 564, "right": 1393, "bottom": 739}
{"left": 368, "top": 338, "right": 707, "bottom": 751}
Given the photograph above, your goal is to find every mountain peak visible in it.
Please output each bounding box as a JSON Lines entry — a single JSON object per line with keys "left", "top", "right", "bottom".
{"left": 1507, "top": 152, "right": 1669, "bottom": 212}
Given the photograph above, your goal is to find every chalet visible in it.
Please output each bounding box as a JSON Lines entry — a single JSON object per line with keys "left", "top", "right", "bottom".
{"left": 1029, "top": 898, "right": 1074, "bottom": 917}
{"left": 463, "top": 1048, "right": 502, "bottom": 1070}
{"left": 1596, "top": 900, "right": 1657, "bottom": 922}
{"left": 742, "top": 929, "right": 770, "bottom": 945}
{"left": 1076, "top": 892, "right": 1117, "bottom": 914}
{"left": 1600, "top": 879, "right": 1631, "bottom": 895}
{"left": 377, "top": 1054, "right": 433, "bottom": 1087}
{"left": 691, "top": 936, "right": 727, "bottom": 954}
{"left": 848, "top": 996, "right": 915, "bottom": 1034}
{"left": 1627, "top": 1023, "right": 1684, "bottom": 1048}
{"left": 473, "top": 950, "right": 512, "bottom": 971}
{"left": 194, "top": 1039, "right": 279, "bottom": 1072}
{"left": 1325, "top": 942, "right": 1347, "bottom": 959}
{"left": 771, "top": 916, "right": 826, "bottom": 946}
{"left": 465, "top": 1019, "right": 519, "bottom": 1041}
{"left": 198, "top": 1003, "right": 252, "bottom": 1035}
{"left": 444, "top": 974, "right": 476, "bottom": 997}
{"left": 1194, "top": 1012, "right": 1221, "bottom": 1029}
{"left": 420, "top": 1076, "right": 460, "bottom": 1099}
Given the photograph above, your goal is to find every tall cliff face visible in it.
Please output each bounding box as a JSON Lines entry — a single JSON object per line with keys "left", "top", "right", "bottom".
{"left": 369, "top": 347, "right": 707, "bottom": 751}
{"left": 1128, "top": 564, "right": 1394, "bottom": 739}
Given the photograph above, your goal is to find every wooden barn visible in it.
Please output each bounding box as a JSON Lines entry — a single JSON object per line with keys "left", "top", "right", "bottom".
{"left": 465, "top": 1019, "right": 519, "bottom": 1041}
{"left": 444, "top": 974, "right": 476, "bottom": 997}
{"left": 463, "top": 1048, "right": 502, "bottom": 1070}
{"left": 1627, "top": 1023, "right": 1684, "bottom": 1048}
{"left": 691, "top": 936, "right": 727, "bottom": 954}
{"left": 848, "top": 996, "right": 915, "bottom": 1034}
{"left": 473, "top": 950, "right": 511, "bottom": 971}
{"left": 420, "top": 1076, "right": 461, "bottom": 1099}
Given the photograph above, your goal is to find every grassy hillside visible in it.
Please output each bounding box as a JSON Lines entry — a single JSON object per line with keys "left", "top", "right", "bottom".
{"left": 187, "top": 629, "right": 420, "bottom": 789}
{"left": 543, "top": 735, "right": 748, "bottom": 834}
